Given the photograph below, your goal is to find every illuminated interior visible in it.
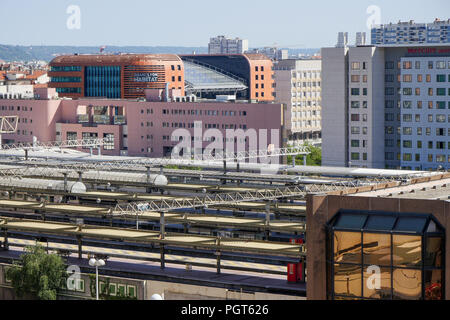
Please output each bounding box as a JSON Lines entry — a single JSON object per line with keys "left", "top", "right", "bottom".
{"left": 326, "top": 210, "right": 444, "bottom": 300}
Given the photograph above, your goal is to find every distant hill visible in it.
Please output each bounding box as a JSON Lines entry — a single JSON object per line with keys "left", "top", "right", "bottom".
{"left": 0, "top": 45, "right": 209, "bottom": 62}
{"left": 0, "top": 44, "right": 320, "bottom": 62}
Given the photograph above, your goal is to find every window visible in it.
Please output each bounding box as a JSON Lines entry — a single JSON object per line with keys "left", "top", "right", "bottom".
{"left": 351, "top": 127, "right": 360, "bottom": 134}
{"left": 351, "top": 140, "right": 360, "bottom": 147}
{"left": 403, "top": 61, "right": 412, "bottom": 69}
{"left": 327, "top": 211, "right": 444, "bottom": 300}
{"left": 351, "top": 114, "right": 360, "bottom": 121}
{"left": 436, "top": 75, "right": 446, "bottom": 82}
{"left": 351, "top": 101, "right": 360, "bottom": 109}
{"left": 436, "top": 88, "right": 446, "bottom": 96}
{"left": 351, "top": 75, "right": 360, "bottom": 83}
{"left": 351, "top": 62, "right": 360, "bottom": 70}
{"left": 403, "top": 88, "right": 412, "bottom": 96}
{"left": 351, "top": 153, "right": 360, "bottom": 160}
{"left": 351, "top": 88, "right": 360, "bottom": 96}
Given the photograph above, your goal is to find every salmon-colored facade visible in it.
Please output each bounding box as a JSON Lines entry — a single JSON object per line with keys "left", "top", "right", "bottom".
{"left": 49, "top": 54, "right": 185, "bottom": 99}
{"left": 0, "top": 94, "right": 286, "bottom": 157}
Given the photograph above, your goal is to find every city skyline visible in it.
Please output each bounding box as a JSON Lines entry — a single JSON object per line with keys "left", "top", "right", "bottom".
{"left": 0, "top": 0, "right": 448, "bottom": 48}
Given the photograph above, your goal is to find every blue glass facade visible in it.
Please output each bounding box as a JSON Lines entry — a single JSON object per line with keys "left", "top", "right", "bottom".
{"left": 85, "top": 66, "right": 121, "bottom": 98}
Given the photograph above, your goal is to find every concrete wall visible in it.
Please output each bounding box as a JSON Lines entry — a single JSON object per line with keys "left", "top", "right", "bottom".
{"left": 321, "top": 47, "right": 348, "bottom": 167}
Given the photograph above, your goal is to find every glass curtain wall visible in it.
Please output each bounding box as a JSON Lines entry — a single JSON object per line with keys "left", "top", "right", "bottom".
{"left": 327, "top": 210, "right": 444, "bottom": 300}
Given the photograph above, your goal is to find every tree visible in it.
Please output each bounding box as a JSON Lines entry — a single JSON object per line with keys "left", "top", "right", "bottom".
{"left": 6, "top": 244, "right": 67, "bottom": 300}
{"left": 287, "top": 142, "right": 322, "bottom": 166}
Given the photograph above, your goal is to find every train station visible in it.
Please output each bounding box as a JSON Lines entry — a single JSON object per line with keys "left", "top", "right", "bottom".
{"left": 0, "top": 138, "right": 446, "bottom": 300}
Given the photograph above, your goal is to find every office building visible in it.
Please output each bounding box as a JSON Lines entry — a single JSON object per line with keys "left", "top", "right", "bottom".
{"left": 274, "top": 59, "right": 322, "bottom": 142}
{"left": 181, "top": 53, "right": 275, "bottom": 102}
{"left": 0, "top": 88, "right": 286, "bottom": 157}
{"left": 208, "top": 36, "right": 249, "bottom": 54}
{"left": 48, "top": 54, "right": 185, "bottom": 100}
{"left": 321, "top": 20, "right": 449, "bottom": 170}
{"left": 49, "top": 53, "right": 274, "bottom": 103}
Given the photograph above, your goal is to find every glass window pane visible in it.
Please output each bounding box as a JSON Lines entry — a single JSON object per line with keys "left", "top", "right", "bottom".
{"left": 334, "top": 264, "right": 362, "bottom": 298}
{"left": 393, "top": 235, "right": 422, "bottom": 267}
{"left": 334, "top": 231, "right": 362, "bottom": 264}
{"left": 335, "top": 214, "right": 367, "bottom": 229}
{"left": 424, "top": 270, "right": 443, "bottom": 300}
{"left": 365, "top": 215, "right": 397, "bottom": 231}
{"left": 394, "top": 217, "right": 427, "bottom": 233}
{"left": 393, "top": 269, "right": 422, "bottom": 300}
{"left": 363, "top": 266, "right": 392, "bottom": 299}
{"left": 363, "top": 233, "right": 391, "bottom": 266}
{"left": 425, "top": 237, "right": 443, "bottom": 268}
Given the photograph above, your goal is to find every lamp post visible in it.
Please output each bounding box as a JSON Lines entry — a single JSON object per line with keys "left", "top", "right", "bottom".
{"left": 89, "top": 257, "right": 105, "bottom": 300}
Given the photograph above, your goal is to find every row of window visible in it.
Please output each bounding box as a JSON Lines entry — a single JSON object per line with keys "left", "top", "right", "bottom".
{"left": 386, "top": 127, "right": 450, "bottom": 136}
{"left": 162, "top": 109, "right": 247, "bottom": 116}
{"left": 401, "top": 114, "right": 449, "bottom": 122}
{"left": 402, "top": 87, "right": 450, "bottom": 96}
{"left": 401, "top": 60, "right": 450, "bottom": 70}
{"left": 386, "top": 60, "right": 450, "bottom": 70}
{"left": 51, "top": 77, "right": 82, "bottom": 83}
{"left": 400, "top": 153, "right": 449, "bottom": 163}
{"left": 161, "top": 122, "right": 248, "bottom": 130}
{"left": 50, "top": 66, "right": 82, "bottom": 72}
{"left": 402, "top": 140, "right": 449, "bottom": 150}
{"left": 392, "top": 74, "right": 450, "bottom": 83}
{"left": 386, "top": 100, "right": 450, "bottom": 109}
{"left": 0, "top": 105, "right": 32, "bottom": 111}
{"left": 56, "top": 87, "right": 81, "bottom": 94}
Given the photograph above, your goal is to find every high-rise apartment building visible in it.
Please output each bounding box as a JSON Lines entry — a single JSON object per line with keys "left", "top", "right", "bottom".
{"left": 274, "top": 59, "right": 322, "bottom": 142}
{"left": 371, "top": 19, "right": 450, "bottom": 46}
{"left": 322, "top": 20, "right": 450, "bottom": 170}
{"left": 208, "top": 36, "right": 249, "bottom": 54}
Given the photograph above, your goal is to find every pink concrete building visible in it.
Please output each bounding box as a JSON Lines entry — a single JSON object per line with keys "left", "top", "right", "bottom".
{"left": 0, "top": 89, "right": 287, "bottom": 157}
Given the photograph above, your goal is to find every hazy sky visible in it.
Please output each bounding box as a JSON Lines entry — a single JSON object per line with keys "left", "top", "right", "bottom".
{"left": 1, "top": 0, "right": 448, "bottom": 48}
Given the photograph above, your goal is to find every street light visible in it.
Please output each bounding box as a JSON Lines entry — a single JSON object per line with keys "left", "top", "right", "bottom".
{"left": 89, "top": 257, "right": 105, "bottom": 300}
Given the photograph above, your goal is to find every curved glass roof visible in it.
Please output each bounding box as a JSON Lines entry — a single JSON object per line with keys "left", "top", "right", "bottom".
{"left": 183, "top": 60, "right": 247, "bottom": 92}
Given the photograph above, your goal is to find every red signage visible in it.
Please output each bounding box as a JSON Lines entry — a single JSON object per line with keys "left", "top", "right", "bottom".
{"left": 408, "top": 47, "right": 450, "bottom": 54}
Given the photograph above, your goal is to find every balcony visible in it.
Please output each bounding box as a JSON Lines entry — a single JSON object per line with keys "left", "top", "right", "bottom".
{"left": 113, "top": 115, "right": 126, "bottom": 125}
{"left": 93, "top": 115, "right": 110, "bottom": 124}
{"left": 77, "top": 114, "right": 89, "bottom": 123}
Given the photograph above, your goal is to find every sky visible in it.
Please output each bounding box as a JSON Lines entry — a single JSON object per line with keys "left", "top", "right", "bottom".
{"left": 0, "top": 0, "right": 448, "bottom": 48}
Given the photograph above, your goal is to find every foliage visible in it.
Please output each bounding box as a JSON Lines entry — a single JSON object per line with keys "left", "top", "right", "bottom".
{"left": 89, "top": 274, "right": 137, "bottom": 300}
{"left": 6, "top": 245, "right": 67, "bottom": 300}
{"left": 287, "top": 142, "right": 322, "bottom": 166}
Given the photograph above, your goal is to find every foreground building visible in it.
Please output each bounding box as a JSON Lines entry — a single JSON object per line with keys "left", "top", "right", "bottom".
{"left": 321, "top": 20, "right": 450, "bottom": 170}
{"left": 274, "top": 59, "right": 322, "bottom": 143}
{"left": 307, "top": 172, "right": 450, "bottom": 300}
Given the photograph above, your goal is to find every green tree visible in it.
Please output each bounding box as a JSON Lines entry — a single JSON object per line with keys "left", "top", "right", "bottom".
{"left": 287, "top": 142, "right": 322, "bottom": 166}
{"left": 6, "top": 244, "right": 67, "bottom": 300}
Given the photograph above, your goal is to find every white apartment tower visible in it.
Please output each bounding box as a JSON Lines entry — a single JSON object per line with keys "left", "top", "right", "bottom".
{"left": 274, "top": 59, "right": 322, "bottom": 143}
{"left": 208, "top": 36, "right": 249, "bottom": 54}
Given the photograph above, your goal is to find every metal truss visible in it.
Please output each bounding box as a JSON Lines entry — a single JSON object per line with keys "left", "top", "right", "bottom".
{"left": 112, "top": 174, "right": 410, "bottom": 215}
{"left": 0, "top": 137, "right": 111, "bottom": 151}
{"left": 0, "top": 116, "right": 18, "bottom": 134}
{"left": 113, "top": 186, "right": 307, "bottom": 215}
